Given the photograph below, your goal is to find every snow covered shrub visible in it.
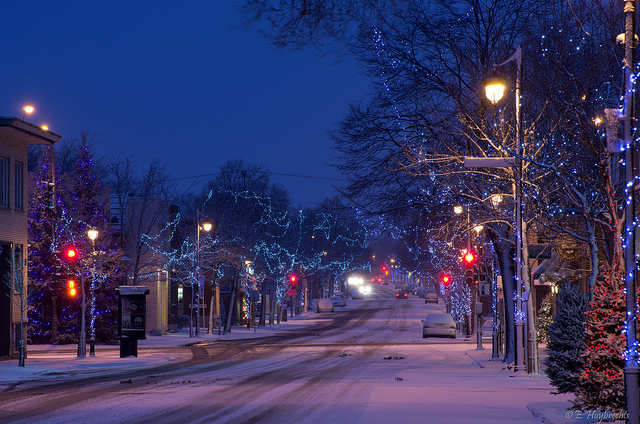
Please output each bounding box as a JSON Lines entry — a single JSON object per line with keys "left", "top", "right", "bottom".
{"left": 574, "top": 265, "right": 625, "bottom": 412}
{"left": 544, "top": 284, "right": 588, "bottom": 394}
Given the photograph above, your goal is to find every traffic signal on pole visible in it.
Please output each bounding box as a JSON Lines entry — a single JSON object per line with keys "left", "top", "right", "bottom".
{"left": 463, "top": 251, "right": 476, "bottom": 268}
{"left": 62, "top": 245, "right": 80, "bottom": 263}
{"left": 465, "top": 269, "right": 475, "bottom": 285}
{"left": 382, "top": 264, "right": 388, "bottom": 276}
{"left": 441, "top": 273, "right": 451, "bottom": 286}
{"left": 67, "top": 279, "right": 77, "bottom": 296}
{"left": 289, "top": 274, "right": 297, "bottom": 285}
{"left": 46, "top": 182, "right": 55, "bottom": 209}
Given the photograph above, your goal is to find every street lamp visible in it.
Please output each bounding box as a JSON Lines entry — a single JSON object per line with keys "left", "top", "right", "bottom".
{"left": 195, "top": 211, "right": 212, "bottom": 337}
{"left": 22, "top": 105, "right": 34, "bottom": 120}
{"left": 483, "top": 46, "right": 527, "bottom": 373}
{"left": 87, "top": 228, "right": 99, "bottom": 356}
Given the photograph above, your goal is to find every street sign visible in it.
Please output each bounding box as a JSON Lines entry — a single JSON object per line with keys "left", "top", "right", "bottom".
{"left": 464, "top": 157, "right": 514, "bottom": 168}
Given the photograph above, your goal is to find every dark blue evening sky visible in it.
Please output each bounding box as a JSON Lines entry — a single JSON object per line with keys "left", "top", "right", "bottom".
{"left": 0, "top": 2, "right": 370, "bottom": 207}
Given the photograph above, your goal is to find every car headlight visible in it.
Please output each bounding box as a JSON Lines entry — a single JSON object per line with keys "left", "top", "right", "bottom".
{"left": 359, "top": 285, "right": 372, "bottom": 294}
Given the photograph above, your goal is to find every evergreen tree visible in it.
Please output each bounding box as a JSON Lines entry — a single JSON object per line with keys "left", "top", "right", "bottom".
{"left": 27, "top": 146, "right": 73, "bottom": 344}
{"left": 543, "top": 284, "right": 588, "bottom": 394}
{"left": 536, "top": 293, "right": 554, "bottom": 345}
{"left": 60, "top": 133, "right": 122, "bottom": 344}
{"left": 29, "top": 136, "right": 124, "bottom": 345}
{"left": 574, "top": 265, "right": 626, "bottom": 412}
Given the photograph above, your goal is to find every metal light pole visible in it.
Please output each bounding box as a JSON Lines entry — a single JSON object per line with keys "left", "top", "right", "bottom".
{"left": 77, "top": 270, "right": 86, "bottom": 358}
{"left": 87, "top": 229, "right": 99, "bottom": 356}
{"left": 195, "top": 211, "right": 212, "bottom": 337}
{"left": 483, "top": 46, "right": 526, "bottom": 373}
{"left": 622, "top": 1, "right": 639, "bottom": 421}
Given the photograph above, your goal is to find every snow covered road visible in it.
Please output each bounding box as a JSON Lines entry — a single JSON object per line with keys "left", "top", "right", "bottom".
{"left": 0, "top": 286, "right": 570, "bottom": 423}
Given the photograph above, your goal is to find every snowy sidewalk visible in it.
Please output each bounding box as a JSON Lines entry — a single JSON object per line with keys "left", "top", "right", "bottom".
{"left": 464, "top": 347, "right": 625, "bottom": 424}
{"left": 0, "top": 313, "right": 317, "bottom": 384}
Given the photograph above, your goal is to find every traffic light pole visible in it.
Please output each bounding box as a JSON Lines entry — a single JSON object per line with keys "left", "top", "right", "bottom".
{"left": 77, "top": 270, "right": 86, "bottom": 358}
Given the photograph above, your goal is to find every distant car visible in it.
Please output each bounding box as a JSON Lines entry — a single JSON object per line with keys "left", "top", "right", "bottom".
{"left": 415, "top": 288, "right": 426, "bottom": 298}
{"left": 422, "top": 313, "right": 456, "bottom": 338}
{"left": 396, "top": 291, "right": 408, "bottom": 299}
{"left": 330, "top": 295, "right": 345, "bottom": 307}
{"left": 405, "top": 284, "right": 417, "bottom": 293}
{"left": 317, "top": 298, "right": 334, "bottom": 313}
{"left": 424, "top": 292, "right": 438, "bottom": 304}
{"left": 351, "top": 287, "right": 363, "bottom": 299}
{"left": 332, "top": 293, "right": 347, "bottom": 306}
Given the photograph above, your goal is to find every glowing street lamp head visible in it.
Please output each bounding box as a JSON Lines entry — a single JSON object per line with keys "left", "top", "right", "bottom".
{"left": 202, "top": 221, "right": 213, "bottom": 232}
{"left": 483, "top": 72, "right": 508, "bottom": 105}
{"left": 23, "top": 105, "right": 34, "bottom": 115}
{"left": 87, "top": 228, "right": 99, "bottom": 241}
{"left": 490, "top": 194, "right": 504, "bottom": 208}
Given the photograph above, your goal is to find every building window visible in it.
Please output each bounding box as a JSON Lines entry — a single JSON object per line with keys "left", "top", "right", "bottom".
{"left": 14, "top": 161, "right": 23, "bottom": 210}
{"left": 178, "top": 284, "right": 184, "bottom": 314}
{"left": 0, "top": 157, "right": 9, "bottom": 207}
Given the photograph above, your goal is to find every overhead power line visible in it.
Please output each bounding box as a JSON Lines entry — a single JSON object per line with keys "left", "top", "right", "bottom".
{"left": 172, "top": 171, "right": 343, "bottom": 182}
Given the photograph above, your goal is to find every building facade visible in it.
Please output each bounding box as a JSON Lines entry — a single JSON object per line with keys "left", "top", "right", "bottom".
{"left": 0, "top": 117, "right": 60, "bottom": 358}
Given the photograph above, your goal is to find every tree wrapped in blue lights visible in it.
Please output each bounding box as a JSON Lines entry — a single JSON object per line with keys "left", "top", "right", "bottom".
{"left": 27, "top": 145, "right": 69, "bottom": 344}
{"left": 28, "top": 135, "right": 124, "bottom": 344}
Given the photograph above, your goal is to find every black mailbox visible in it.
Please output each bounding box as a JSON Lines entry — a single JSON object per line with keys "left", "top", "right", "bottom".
{"left": 116, "top": 286, "right": 149, "bottom": 358}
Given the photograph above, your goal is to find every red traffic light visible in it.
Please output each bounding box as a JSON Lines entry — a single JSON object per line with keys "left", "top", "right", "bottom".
{"left": 289, "top": 275, "right": 297, "bottom": 284}
{"left": 441, "top": 273, "right": 451, "bottom": 285}
{"left": 68, "top": 279, "right": 77, "bottom": 296}
{"left": 63, "top": 246, "right": 79, "bottom": 262}
{"left": 382, "top": 264, "right": 389, "bottom": 276}
{"left": 463, "top": 251, "right": 476, "bottom": 267}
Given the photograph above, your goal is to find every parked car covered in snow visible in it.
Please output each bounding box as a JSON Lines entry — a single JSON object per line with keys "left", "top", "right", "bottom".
{"left": 317, "top": 298, "right": 334, "bottom": 313}
{"left": 422, "top": 313, "right": 456, "bottom": 338}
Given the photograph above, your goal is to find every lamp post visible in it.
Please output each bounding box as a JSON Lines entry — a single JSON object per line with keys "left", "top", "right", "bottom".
{"left": 484, "top": 46, "right": 526, "bottom": 373}
{"left": 87, "top": 228, "right": 99, "bottom": 356}
{"left": 489, "top": 194, "right": 503, "bottom": 360}
{"left": 195, "top": 211, "right": 212, "bottom": 337}
{"left": 453, "top": 206, "right": 475, "bottom": 337}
